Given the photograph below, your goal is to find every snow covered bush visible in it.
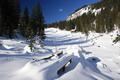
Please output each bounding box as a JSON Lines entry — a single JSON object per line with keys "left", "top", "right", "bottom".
{"left": 28, "top": 35, "right": 44, "bottom": 52}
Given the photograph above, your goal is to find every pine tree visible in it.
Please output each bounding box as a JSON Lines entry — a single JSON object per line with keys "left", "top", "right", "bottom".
{"left": 23, "top": 6, "right": 29, "bottom": 24}
{"left": 27, "top": 1, "right": 46, "bottom": 51}
{"left": 7, "top": 0, "right": 20, "bottom": 38}
{"left": 20, "top": 6, "right": 30, "bottom": 37}
{"left": 32, "top": 1, "right": 45, "bottom": 39}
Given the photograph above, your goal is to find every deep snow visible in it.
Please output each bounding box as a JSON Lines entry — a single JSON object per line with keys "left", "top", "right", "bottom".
{"left": 0, "top": 28, "right": 120, "bottom": 80}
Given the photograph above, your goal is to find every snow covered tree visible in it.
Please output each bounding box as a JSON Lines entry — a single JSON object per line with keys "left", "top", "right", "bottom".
{"left": 28, "top": 35, "right": 44, "bottom": 52}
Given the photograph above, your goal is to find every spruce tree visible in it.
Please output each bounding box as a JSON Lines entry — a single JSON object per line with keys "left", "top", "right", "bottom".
{"left": 20, "top": 6, "right": 30, "bottom": 37}
{"left": 23, "top": 6, "right": 29, "bottom": 24}
{"left": 27, "top": 1, "right": 46, "bottom": 51}
{"left": 32, "top": 1, "right": 45, "bottom": 39}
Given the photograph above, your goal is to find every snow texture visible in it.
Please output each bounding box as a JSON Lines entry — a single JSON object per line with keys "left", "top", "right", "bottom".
{"left": 0, "top": 28, "right": 120, "bottom": 80}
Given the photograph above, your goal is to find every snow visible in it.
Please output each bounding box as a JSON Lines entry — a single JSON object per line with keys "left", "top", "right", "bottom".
{"left": 67, "top": 5, "right": 103, "bottom": 20}
{"left": 23, "top": 45, "right": 32, "bottom": 53}
{"left": 92, "top": 8, "right": 101, "bottom": 16}
{"left": 0, "top": 28, "right": 120, "bottom": 80}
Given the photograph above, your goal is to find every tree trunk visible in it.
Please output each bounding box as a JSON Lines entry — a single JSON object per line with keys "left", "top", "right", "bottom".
{"left": 0, "top": 7, "right": 2, "bottom": 35}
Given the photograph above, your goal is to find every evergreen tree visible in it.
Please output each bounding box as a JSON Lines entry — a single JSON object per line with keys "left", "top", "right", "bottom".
{"left": 32, "top": 1, "right": 45, "bottom": 39}
{"left": 20, "top": 6, "right": 30, "bottom": 37}
{"left": 0, "top": 0, "right": 20, "bottom": 38}
{"left": 27, "top": 1, "right": 46, "bottom": 51}
{"left": 23, "top": 6, "right": 29, "bottom": 24}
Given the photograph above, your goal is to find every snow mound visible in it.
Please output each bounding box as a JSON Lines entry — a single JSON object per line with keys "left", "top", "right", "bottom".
{"left": 23, "top": 45, "right": 32, "bottom": 54}
{"left": 0, "top": 42, "right": 13, "bottom": 50}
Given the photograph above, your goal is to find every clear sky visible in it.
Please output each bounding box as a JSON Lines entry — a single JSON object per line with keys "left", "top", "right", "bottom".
{"left": 20, "top": 0, "right": 100, "bottom": 24}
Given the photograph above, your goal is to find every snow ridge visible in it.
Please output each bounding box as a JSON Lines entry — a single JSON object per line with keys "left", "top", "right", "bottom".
{"left": 67, "top": 5, "right": 102, "bottom": 20}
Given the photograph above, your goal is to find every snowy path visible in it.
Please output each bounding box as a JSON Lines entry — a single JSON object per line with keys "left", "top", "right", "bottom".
{"left": 0, "top": 28, "right": 120, "bottom": 80}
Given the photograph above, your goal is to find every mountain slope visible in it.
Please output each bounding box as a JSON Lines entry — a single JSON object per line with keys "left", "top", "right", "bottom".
{"left": 67, "top": 0, "right": 120, "bottom": 20}
{"left": 66, "top": 0, "right": 120, "bottom": 33}
{"left": 67, "top": 5, "right": 102, "bottom": 20}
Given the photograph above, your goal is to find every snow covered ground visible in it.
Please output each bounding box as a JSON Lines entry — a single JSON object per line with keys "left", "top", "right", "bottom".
{"left": 0, "top": 28, "right": 120, "bottom": 80}
{"left": 67, "top": 5, "right": 103, "bottom": 20}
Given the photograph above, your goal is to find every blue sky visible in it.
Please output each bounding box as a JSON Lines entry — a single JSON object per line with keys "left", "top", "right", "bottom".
{"left": 20, "top": 0, "right": 100, "bottom": 24}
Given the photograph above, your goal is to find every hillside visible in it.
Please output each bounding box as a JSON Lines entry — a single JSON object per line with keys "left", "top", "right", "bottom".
{"left": 67, "top": 0, "right": 120, "bottom": 20}
{"left": 49, "top": 0, "right": 120, "bottom": 34}
{"left": 66, "top": 0, "right": 120, "bottom": 33}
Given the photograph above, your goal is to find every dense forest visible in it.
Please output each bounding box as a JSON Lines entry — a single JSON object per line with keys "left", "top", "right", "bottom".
{"left": 0, "top": 0, "right": 45, "bottom": 39}
{"left": 0, "top": 0, "right": 20, "bottom": 38}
